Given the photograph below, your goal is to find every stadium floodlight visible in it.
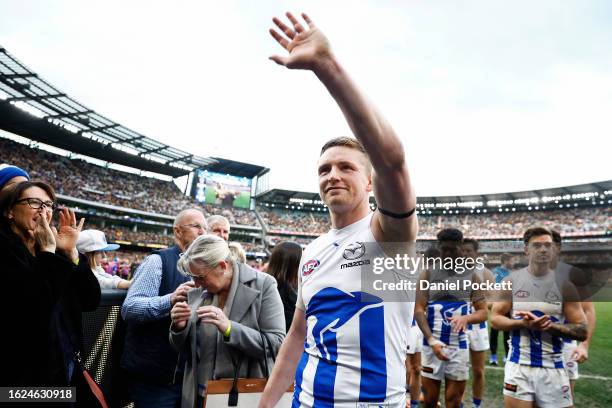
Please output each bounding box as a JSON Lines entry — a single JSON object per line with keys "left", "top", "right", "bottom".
{"left": 111, "top": 143, "right": 139, "bottom": 156}
{"left": 10, "top": 100, "right": 46, "bottom": 118}
{"left": 48, "top": 118, "right": 80, "bottom": 133}
{"left": 0, "top": 89, "right": 8, "bottom": 100}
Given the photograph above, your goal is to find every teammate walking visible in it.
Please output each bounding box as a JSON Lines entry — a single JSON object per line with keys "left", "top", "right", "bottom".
{"left": 415, "top": 229, "right": 487, "bottom": 408}
{"left": 491, "top": 227, "right": 587, "bottom": 408}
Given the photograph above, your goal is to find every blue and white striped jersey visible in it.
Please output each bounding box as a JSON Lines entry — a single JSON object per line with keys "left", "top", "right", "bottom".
{"left": 505, "top": 267, "right": 566, "bottom": 368}
{"left": 294, "top": 213, "right": 415, "bottom": 408}
{"left": 423, "top": 266, "right": 479, "bottom": 349}
{"left": 426, "top": 301, "right": 470, "bottom": 349}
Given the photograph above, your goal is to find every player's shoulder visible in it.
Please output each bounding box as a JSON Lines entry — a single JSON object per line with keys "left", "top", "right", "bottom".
{"left": 502, "top": 267, "right": 525, "bottom": 283}
{"left": 303, "top": 232, "right": 332, "bottom": 254}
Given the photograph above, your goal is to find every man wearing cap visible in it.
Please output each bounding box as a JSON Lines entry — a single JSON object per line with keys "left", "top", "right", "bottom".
{"left": 77, "top": 229, "right": 131, "bottom": 290}
{"left": 0, "top": 164, "right": 29, "bottom": 192}
{"left": 121, "top": 208, "right": 207, "bottom": 408}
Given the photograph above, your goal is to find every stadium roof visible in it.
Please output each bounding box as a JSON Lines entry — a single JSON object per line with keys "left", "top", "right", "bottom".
{"left": 255, "top": 189, "right": 323, "bottom": 203}
{"left": 204, "top": 157, "right": 269, "bottom": 179}
{"left": 256, "top": 180, "right": 612, "bottom": 207}
{"left": 0, "top": 46, "right": 216, "bottom": 178}
{"left": 420, "top": 180, "right": 612, "bottom": 204}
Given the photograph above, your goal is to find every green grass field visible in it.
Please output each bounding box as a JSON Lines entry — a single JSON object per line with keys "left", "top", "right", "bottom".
{"left": 454, "top": 302, "right": 612, "bottom": 407}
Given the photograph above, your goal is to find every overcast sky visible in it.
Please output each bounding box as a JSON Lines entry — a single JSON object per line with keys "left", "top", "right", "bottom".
{"left": 1, "top": 0, "right": 611, "bottom": 197}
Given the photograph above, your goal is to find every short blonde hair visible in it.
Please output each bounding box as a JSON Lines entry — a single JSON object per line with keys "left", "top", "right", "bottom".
{"left": 177, "top": 234, "right": 232, "bottom": 276}
{"left": 319, "top": 136, "right": 372, "bottom": 175}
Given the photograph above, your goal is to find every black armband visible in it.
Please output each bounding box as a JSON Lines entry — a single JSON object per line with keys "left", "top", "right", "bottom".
{"left": 377, "top": 207, "right": 416, "bottom": 219}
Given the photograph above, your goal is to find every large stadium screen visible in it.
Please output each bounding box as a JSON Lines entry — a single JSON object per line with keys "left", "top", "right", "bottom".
{"left": 193, "top": 169, "right": 252, "bottom": 209}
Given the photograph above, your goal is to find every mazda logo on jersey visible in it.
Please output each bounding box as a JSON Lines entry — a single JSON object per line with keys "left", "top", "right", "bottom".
{"left": 343, "top": 242, "right": 366, "bottom": 260}
{"left": 302, "top": 259, "right": 320, "bottom": 277}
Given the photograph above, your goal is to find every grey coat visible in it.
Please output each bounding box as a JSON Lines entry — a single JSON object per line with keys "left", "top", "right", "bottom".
{"left": 169, "top": 262, "right": 286, "bottom": 408}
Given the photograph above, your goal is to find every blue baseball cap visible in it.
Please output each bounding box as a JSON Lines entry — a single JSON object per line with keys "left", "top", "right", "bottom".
{"left": 0, "top": 164, "right": 30, "bottom": 190}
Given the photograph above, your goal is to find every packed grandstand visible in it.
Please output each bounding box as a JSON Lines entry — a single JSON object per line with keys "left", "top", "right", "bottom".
{"left": 0, "top": 135, "right": 612, "bottom": 241}
{"left": 1, "top": 136, "right": 610, "bottom": 258}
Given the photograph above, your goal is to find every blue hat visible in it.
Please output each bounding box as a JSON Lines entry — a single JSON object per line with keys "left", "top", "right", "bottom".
{"left": 0, "top": 164, "right": 30, "bottom": 189}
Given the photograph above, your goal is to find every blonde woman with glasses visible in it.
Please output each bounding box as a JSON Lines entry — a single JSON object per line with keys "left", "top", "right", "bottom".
{"left": 170, "top": 234, "right": 286, "bottom": 408}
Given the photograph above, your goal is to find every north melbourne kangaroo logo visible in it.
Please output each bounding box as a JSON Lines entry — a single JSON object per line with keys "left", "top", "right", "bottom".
{"left": 441, "top": 303, "right": 466, "bottom": 326}
{"left": 343, "top": 241, "right": 366, "bottom": 260}
{"left": 294, "top": 287, "right": 387, "bottom": 404}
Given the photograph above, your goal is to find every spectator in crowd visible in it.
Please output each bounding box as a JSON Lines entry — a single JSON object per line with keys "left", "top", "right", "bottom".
{"left": 0, "top": 180, "right": 100, "bottom": 402}
{"left": 77, "top": 229, "right": 132, "bottom": 290}
{"left": 489, "top": 252, "right": 514, "bottom": 366}
{"left": 228, "top": 241, "right": 247, "bottom": 263}
{"left": 265, "top": 241, "right": 302, "bottom": 332}
{"left": 207, "top": 214, "right": 230, "bottom": 241}
{"left": 121, "top": 208, "right": 207, "bottom": 408}
{"left": 0, "top": 163, "right": 29, "bottom": 190}
{"left": 169, "top": 235, "right": 286, "bottom": 408}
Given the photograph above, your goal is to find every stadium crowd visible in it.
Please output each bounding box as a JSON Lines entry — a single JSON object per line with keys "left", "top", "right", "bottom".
{"left": 3, "top": 139, "right": 609, "bottom": 240}
{"left": 257, "top": 205, "right": 611, "bottom": 238}
{"left": 0, "top": 138, "right": 259, "bottom": 226}
{"left": 85, "top": 220, "right": 265, "bottom": 253}
{"left": 258, "top": 206, "right": 330, "bottom": 233}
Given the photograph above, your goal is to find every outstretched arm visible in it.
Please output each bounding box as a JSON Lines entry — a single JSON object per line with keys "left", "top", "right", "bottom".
{"left": 269, "top": 12, "right": 417, "bottom": 242}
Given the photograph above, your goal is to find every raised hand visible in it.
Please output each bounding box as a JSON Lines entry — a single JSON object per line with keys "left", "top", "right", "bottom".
{"left": 269, "top": 12, "right": 332, "bottom": 71}
{"left": 197, "top": 305, "right": 230, "bottom": 334}
{"left": 53, "top": 207, "right": 85, "bottom": 260}
{"left": 34, "top": 213, "right": 56, "bottom": 253}
{"left": 171, "top": 301, "right": 191, "bottom": 331}
{"left": 170, "top": 281, "right": 195, "bottom": 305}
{"left": 449, "top": 314, "right": 469, "bottom": 333}
{"left": 514, "top": 310, "right": 551, "bottom": 331}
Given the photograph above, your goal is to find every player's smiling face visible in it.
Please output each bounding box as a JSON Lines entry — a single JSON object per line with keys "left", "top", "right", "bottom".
{"left": 317, "top": 146, "right": 372, "bottom": 214}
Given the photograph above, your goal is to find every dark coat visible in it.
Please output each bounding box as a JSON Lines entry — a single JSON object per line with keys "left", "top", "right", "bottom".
{"left": 0, "top": 223, "right": 74, "bottom": 386}
{"left": 277, "top": 283, "right": 297, "bottom": 332}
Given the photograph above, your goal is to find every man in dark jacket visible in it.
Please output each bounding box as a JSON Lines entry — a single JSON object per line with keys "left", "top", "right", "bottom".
{"left": 121, "top": 208, "right": 207, "bottom": 408}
